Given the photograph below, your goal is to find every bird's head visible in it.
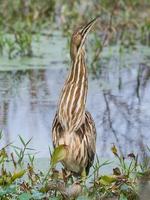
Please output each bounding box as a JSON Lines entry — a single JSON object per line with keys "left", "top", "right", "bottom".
{"left": 70, "top": 16, "right": 99, "bottom": 61}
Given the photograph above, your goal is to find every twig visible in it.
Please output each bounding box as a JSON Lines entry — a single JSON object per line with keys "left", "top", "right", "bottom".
{"left": 103, "top": 91, "right": 123, "bottom": 156}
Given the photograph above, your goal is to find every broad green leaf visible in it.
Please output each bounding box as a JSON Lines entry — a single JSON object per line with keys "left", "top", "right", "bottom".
{"left": 119, "top": 193, "right": 128, "bottom": 200}
{"left": 0, "top": 185, "right": 17, "bottom": 196}
{"left": 0, "top": 188, "right": 6, "bottom": 197}
{"left": 18, "top": 192, "right": 32, "bottom": 200}
{"left": 81, "top": 168, "right": 86, "bottom": 178}
{"left": 77, "top": 196, "right": 90, "bottom": 200}
{"left": 51, "top": 145, "right": 68, "bottom": 167}
{"left": 11, "top": 170, "right": 26, "bottom": 182}
{"left": 99, "top": 175, "right": 117, "bottom": 185}
{"left": 31, "top": 189, "right": 47, "bottom": 199}
{"left": 120, "top": 183, "right": 129, "bottom": 191}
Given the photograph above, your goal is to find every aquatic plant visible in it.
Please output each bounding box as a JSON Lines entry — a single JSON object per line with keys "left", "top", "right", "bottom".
{"left": 0, "top": 0, "right": 149, "bottom": 60}
{"left": 0, "top": 132, "right": 149, "bottom": 199}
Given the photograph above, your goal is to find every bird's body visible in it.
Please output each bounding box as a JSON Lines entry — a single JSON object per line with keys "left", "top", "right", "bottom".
{"left": 52, "top": 111, "right": 96, "bottom": 174}
{"left": 52, "top": 17, "right": 98, "bottom": 175}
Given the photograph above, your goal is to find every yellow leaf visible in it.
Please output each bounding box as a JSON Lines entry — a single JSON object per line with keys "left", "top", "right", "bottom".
{"left": 0, "top": 148, "right": 8, "bottom": 158}
{"left": 11, "top": 170, "right": 26, "bottom": 182}
{"left": 111, "top": 145, "right": 118, "bottom": 156}
{"left": 99, "top": 175, "right": 117, "bottom": 185}
{"left": 51, "top": 145, "right": 68, "bottom": 167}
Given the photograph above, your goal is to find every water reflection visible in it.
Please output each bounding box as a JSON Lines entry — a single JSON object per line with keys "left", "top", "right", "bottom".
{"left": 0, "top": 49, "right": 150, "bottom": 158}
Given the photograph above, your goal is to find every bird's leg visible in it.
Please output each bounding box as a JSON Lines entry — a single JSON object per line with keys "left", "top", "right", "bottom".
{"left": 70, "top": 174, "right": 74, "bottom": 184}
{"left": 62, "top": 168, "right": 73, "bottom": 184}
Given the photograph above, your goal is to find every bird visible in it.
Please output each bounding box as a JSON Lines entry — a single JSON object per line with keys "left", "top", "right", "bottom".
{"left": 52, "top": 17, "right": 98, "bottom": 176}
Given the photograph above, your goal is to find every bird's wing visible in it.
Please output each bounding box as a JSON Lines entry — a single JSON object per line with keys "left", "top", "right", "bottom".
{"left": 74, "top": 111, "right": 96, "bottom": 174}
{"left": 52, "top": 111, "right": 96, "bottom": 175}
{"left": 84, "top": 111, "right": 96, "bottom": 174}
{"left": 52, "top": 112, "right": 64, "bottom": 147}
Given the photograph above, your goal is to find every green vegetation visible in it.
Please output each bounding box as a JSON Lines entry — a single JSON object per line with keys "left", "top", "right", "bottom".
{"left": 0, "top": 0, "right": 149, "bottom": 63}
{"left": 0, "top": 1, "right": 150, "bottom": 199}
{"left": 0, "top": 0, "right": 55, "bottom": 58}
{"left": 0, "top": 132, "right": 150, "bottom": 199}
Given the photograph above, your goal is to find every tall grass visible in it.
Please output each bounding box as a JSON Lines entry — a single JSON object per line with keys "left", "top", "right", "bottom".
{"left": 0, "top": 0, "right": 149, "bottom": 60}
{"left": 0, "top": 132, "right": 149, "bottom": 199}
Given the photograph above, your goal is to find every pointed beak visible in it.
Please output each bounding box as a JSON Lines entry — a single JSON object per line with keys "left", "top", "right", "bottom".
{"left": 79, "top": 16, "right": 99, "bottom": 45}
{"left": 81, "top": 16, "right": 99, "bottom": 37}
{"left": 75, "top": 16, "right": 99, "bottom": 59}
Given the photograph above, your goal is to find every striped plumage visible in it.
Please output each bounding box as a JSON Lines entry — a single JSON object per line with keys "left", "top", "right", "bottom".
{"left": 52, "top": 17, "right": 98, "bottom": 175}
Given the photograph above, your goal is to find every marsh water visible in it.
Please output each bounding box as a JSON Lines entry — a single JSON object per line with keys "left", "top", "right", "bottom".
{"left": 0, "top": 31, "right": 150, "bottom": 159}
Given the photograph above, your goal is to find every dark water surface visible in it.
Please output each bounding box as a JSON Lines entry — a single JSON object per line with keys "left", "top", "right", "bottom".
{"left": 0, "top": 32, "right": 150, "bottom": 158}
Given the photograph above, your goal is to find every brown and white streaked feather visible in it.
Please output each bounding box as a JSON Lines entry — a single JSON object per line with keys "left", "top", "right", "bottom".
{"left": 52, "top": 17, "right": 98, "bottom": 175}
{"left": 58, "top": 53, "right": 87, "bottom": 133}
{"left": 52, "top": 111, "right": 96, "bottom": 175}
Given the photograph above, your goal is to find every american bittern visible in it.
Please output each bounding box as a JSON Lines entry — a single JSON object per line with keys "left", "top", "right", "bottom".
{"left": 52, "top": 17, "right": 98, "bottom": 176}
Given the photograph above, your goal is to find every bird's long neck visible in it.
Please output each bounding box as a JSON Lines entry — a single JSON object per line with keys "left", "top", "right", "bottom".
{"left": 58, "top": 48, "right": 88, "bottom": 132}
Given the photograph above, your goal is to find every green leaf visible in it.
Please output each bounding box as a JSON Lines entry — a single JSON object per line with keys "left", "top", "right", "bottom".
{"left": 0, "top": 130, "right": 2, "bottom": 140}
{"left": 18, "top": 192, "right": 32, "bottom": 200}
{"left": 119, "top": 193, "right": 128, "bottom": 200}
{"left": 14, "top": 149, "right": 20, "bottom": 157}
{"left": 0, "top": 185, "right": 17, "bottom": 196}
{"left": 51, "top": 145, "right": 68, "bottom": 167}
{"left": 99, "top": 175, "right": 117, "bottom": 185}
{"left": 120, "top": 183, "right": 129, "bottom": 191}
{"left": 25, "top": 137, "right": 32, "bottom": 146}
{"left": 111, "top": 145, "right": 118, "bottom": 156}
{"left": 77, "top": 196, "right": 90, "bottom": 200}
{"left": 31, "top": 190, "right": 46, "bottom": 199}
{"left": 19, "top": 135, "right": 26, "bottom": 147}
{"left": 11, "top": 145, "right": 22, "bottom": 150}
{"left": 26, "top": 147, "right": 35, "bottom": 151}
{"left": 0, "top": 188, "right": 7, "bottom": 197}
{"left": 11, "top": 170, "right": 26, "bottom": 182}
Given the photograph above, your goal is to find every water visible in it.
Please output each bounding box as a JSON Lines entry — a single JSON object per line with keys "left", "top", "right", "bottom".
{"left": 0, "top": 31, "right": 150, "bottom": 159}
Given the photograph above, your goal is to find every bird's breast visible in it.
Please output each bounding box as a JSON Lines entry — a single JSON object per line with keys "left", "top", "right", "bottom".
{"left": 56, "top": 131, "right": 87, "bottom": 174}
